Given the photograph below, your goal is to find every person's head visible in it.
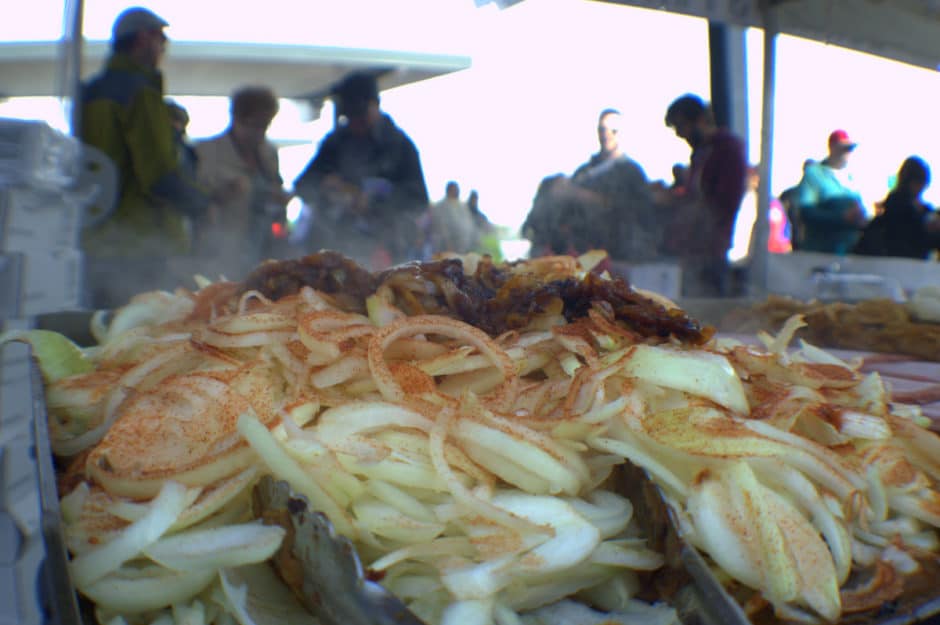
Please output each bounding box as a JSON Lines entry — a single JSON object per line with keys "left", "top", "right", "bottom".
{"left": 826, "top": 129, "right": 857, "bottom": 168}
{"left": 229, "top": 86, "right": 279, "bottom": 146}
{"left": 665, "top": 94, "right": 713, "bottom": 148}
{"left": 597, "top": 108, "right": 622, "bottom": 157}
{"left": 333, "top": 72, "right": 381, "bottom": 135}
{"left": 111, "top": 7, "right": 168, "bottom": 68}
{"left": 165, "top": 100, "right": 188, "bottom": 135}
{"left": 445, "top": 181, "right": 460, "bottom": 200}
{"left": 895, "top": 156, "right": 930, "bottom": 196}
{"left": 468, "top": 190, "right": 479, "bottom": 210}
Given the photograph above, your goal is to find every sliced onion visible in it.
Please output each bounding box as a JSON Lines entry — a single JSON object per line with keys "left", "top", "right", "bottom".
{"left": 238, "top": 412, "right": 355, "bottom": 537}
{"left": 441, "top": 598, "right": 495, "bottom": 625}
{"left": 368, "top": 314, "right": 517, "bottom": 411}
{"left": 70, "top": 481, "right": 190, "bottom": 589}
{"left": 454, "top": 419, "right": 581, "bottom": 496}
{"left": 57, "top": 343, "right": 192, "bottom": 456}
{"left": 521, "top": 598, "right": 678, "bottom": 625}
{"left": 429, "top": 411, "right": 548, "bottom": 536}
{"left": 219, "top": 565, "right": 314, "bottom": 625}
{"left": 371, "top": 537, "right": 475, "bottom": 573}
{"left": 315, "top": 401, "right": 434, "bottom": 442}
{"left": 622, "top": 344, "right": 749, "bottom": 414}
{"left": 352, "top": 498, "right": 446, "bottom": 543}
{"left": 144, "top": 522, "right": 285, "bottom": 571}
{"left": 80, "top": 564, "right": 215, "bottom": 614}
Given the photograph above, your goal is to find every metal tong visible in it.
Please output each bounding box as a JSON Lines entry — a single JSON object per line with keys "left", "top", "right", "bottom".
{"left": 252, "top": 475, "right": 428, "bottom": 625}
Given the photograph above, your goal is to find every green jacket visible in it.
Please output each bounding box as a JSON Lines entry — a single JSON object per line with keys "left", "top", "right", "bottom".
{"left": 80, "top": 53, "right": 207, "bottom": 257}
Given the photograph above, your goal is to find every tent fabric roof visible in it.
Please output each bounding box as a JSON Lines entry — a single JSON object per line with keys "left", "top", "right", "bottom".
{"left": 0, "top": 40, "right": 471, "bottom": 103}
{"left": 605, "top": 0, "right": 940, "bottom": 70}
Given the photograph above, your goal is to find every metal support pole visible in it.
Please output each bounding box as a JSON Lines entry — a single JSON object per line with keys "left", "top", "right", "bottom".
{"left": 708, "top": 22, "right": 732, "bottom": 129}
{"left": 708, "top": 21, "right": 749, "bottom": 147}
{"left": 750, "top": 4, "right": 778, "bottom": 297}
{"left": 63, "top": 0, "right": 85, "bottom": 136}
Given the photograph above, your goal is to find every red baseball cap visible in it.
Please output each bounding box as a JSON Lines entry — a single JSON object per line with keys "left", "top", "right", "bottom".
{"left": 828, "top": 129, "right": 857, "bottom": 151}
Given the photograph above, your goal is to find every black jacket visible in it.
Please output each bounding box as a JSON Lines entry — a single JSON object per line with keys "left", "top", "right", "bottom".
{"left": 854, "top": 190, "right": 939, "bottom": 259}
{"left": 293, "top": 113, "right": 429, "bottom": 221}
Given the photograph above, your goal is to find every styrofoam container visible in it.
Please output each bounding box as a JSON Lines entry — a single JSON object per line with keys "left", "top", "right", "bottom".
{"left": 19, "top": 248, "right": 84, "bottom": 317}
{"left": 0, "top": 187, "right": 84, "bottom": 253}
{"left": 0, "top": 119, "right": 81, "bottom": 191}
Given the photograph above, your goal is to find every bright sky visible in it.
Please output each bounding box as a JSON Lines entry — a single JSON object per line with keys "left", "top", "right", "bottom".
{"left": 4, "top": 0, "right": 940, "bottom": 232}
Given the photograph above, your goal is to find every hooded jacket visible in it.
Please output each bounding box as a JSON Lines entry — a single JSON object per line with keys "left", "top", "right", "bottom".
{"left": 80, "top": 53, "right": 207, "bottom": 257}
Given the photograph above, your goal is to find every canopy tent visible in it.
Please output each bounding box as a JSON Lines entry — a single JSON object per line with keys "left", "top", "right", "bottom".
{"left": 600, "top": 0, "right": 940, "bottom": 293}
{"left": 603, "top": 0, "right": 940, "bottom": 71}
{"left": 0, "top": 40, "right": 471, "bottom": 118}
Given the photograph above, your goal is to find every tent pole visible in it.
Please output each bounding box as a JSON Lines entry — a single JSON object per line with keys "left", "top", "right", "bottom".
{"left": 64, "top": 0, "right": 85, "bottom": 136}
{"left": 750, "top": 2, "right": 778, "bottom": 297}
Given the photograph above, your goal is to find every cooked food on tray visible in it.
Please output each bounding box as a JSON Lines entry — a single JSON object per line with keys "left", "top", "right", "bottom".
{"left": 728, "top": 292, "right": 940, "bottom": 362}
{"left": 12, "top": 251, "right": 940, "bottom": 625}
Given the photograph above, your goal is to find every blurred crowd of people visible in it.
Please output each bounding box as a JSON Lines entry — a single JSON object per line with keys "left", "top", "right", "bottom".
{"left": 78, "top": 6, "right": 939, "bottom": 308}
{"left": 522, "top": 96, "right": 749, "bottom": 297}
{"left": 78, "top": 6, "right": 496, "bottom": 308}
{"left": 780, "top": 130, "right": 940, "bottom": 261}
{"left": 520, "top": 99, "right": 940, "bottom": 298}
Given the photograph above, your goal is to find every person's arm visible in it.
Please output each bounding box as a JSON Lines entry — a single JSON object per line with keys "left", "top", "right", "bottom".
{"left": 793, "top": 163, "right": 855, "bottom": 225}
{"left": 193, "top": 140, "right": 217, "bottom": 191}
{"left": 261, "top": 141, "right": 291, "bottom": 205}
{"left": 796, "top": 170, "right": 817, "bottom": 210}
{"left": 126, "top": 86, "right": 207, "bottom": 219}
{"left": 801, "top": 195, "right": 864, "bottom": 226}
{"left": 387, "top": 136, "right": 430, "bottom": 211}
{"left": 292, "top": 135, "right": 339, "bottom": 200}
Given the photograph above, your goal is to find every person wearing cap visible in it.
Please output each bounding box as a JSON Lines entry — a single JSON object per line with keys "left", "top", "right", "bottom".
{"left": 663, "top": 93, "right": 748, "bottom": 297}
{"left": 79, "top": 6, "right": 208, "bottom": 308}
{"left": 793, "top": 130, "right": 868, "bottom": 254}
{"left": 292, "top": 71, "right": 429, "bottom": 268}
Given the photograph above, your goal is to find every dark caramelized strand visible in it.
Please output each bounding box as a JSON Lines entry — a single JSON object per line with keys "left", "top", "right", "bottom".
{"left": 235, "top": 252, "right": 712, "bottom": 344}
{"left": 241, "top": 251, "right": 378, "bottom": 313}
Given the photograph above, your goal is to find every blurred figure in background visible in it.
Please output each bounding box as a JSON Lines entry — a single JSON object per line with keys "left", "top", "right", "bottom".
{"left": 781, "top": 159, "right": 812, "bottom": 249}
{"left": 166, "top": 99, "right": 197, "bottom": 179}
{"left": 467, "top": 190, "right": 493, "bottom": 236}
{"left": 664, "top": 93, "right": 747, "bottom": 297}
{"left": 854, "top": 156, "right": 940, "bottom": 259}
{"left": 522, "top": 174, "right": 570, "bottom": 256}
{"left": 80, "top": 7, "right": 208, "bottom": 309}
{"left": 466, "top": 189, "right": 503, "bottom": 260}
{"left": 429, "top": 181, "right": 476, "bottom": 255}
{"left": 523, "top": 108, "right": 657, "bottom": 261}
{"left": 195, "top": 86, "right": 290, "bottom": 279}
{"left": 293, "top": 72, "right": 430, "bottom": 268}
{"left": 794, "top": 130, "right": 868, "bottom": 254}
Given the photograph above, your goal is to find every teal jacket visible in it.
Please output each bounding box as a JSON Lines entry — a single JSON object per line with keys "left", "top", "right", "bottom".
{"left": 80, "top": 53, "right": 207, "bottom": 257}
{"left": 795, "top": 159, "right": 864, "bottom": 254}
